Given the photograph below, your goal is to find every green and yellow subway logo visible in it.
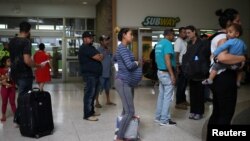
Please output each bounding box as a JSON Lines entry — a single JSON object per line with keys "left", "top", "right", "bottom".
{"left": 0, "top": 50, "right": 10, "bottom": 60}
{"left": 142, "top": 16, "right": 180, "bottom": 27}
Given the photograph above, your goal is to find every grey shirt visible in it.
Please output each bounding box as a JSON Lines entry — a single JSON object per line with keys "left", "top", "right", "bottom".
{"left": 98, "top": 46, "right": 112, "bottom": 78}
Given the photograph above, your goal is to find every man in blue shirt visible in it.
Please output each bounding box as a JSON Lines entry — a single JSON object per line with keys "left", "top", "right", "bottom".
{"left": 95, "top": 35, "right": 116, "bottom": 108}
{"left": 155, "top": 29, "right": 177, "bottom": 126}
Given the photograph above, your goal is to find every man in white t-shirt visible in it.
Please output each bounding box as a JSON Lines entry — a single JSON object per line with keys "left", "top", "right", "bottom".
{"left": 174, "top": 27, "right": 189, "bottom": 110}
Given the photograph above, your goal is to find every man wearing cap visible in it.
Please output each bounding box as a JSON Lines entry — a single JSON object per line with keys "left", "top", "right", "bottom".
{"left": 78, "top": 31, "right": 103, "bottom": 121}
{"left": 95, "top": 35, "right": 116, "bottom": 108}
{"left": 154, "top": 29, "right": 177, "bottom": 126}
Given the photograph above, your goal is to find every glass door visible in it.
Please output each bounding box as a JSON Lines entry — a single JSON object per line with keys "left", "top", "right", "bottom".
{"left": 33, "top": 37, "right": 63, "bottom": 81}
{"left": 65, "top": 37, "right": 82, "bottom": 81}
{"left": 138, "top": 30, "right": 162, "bottom": 81}
{"left": 0, "top": 29, "right": 64, "bottom": 82}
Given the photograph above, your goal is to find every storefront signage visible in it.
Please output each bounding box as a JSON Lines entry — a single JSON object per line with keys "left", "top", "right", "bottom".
{"left": 142, "top": 16, "right": 180, "bottom": 27}
{"left": 0, "top": 50, "right": 9, "bottom": 59}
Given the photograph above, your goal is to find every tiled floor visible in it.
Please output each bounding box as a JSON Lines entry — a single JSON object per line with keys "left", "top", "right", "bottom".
{"left": 0, "top": 82, "right": 250, "bottom": 141}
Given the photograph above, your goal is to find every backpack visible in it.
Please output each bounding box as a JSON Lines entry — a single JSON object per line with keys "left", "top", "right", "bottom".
{"left": 182, "top": 32, "right": 225, "bottom": 80}
{"left": 143, "top": 61, "right": 158, "bottom": 81}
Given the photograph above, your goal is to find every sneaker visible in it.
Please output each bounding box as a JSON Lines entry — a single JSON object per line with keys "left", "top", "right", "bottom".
{"left": 168, "top": 120, "right": 177, "bottom": 125}
{"left": 193, "top": 114, "right": 203, "bottom": 120}
{"left": 86, "top": 116, "right": 98, "bottom": 121}
{"left": 93, "top": 112, "right": 101, "bottom": 116}
{"left": 189, "top": 113, "right": 195, "bottom": 119}
{"left": 159, "top": 120, "right": 177, "bottom": 126}
{"left": 175, "top": 104, "right": 188, "bottom": 110}
{"left": 202, "top": 79, "right": 213, "bottom": 85}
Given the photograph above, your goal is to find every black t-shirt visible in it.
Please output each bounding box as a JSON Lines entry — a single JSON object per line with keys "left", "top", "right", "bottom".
{"left": 78, "top": 44, "right": 102, "bottom": 77}
{"left": 9, "top": 37, "right": 33, "bottom": 80}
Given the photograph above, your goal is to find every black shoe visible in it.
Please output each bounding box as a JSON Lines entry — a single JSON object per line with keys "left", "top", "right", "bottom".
{"left": 159, "top": 120, "right": 177, "bottom": 126}
{"left": 168, "top": 120, "right": 177, "bottom": 125}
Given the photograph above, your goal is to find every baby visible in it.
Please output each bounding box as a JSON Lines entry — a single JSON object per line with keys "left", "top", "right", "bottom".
{"left": 202, "top": 23, "right": 247, "bottom": 87}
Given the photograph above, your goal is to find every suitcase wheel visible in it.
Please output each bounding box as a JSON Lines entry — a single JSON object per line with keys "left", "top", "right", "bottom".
{"left": 35, "top": 134, "right": 40, "bottom": 139}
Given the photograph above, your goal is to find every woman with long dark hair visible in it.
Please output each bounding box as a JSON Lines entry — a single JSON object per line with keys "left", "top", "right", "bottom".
{"left": 185, "top": 25, "right": 211, "bottom": 120}
{"left": 114, "top": 28, "right": 142, "bottom": 141}
{"left": 207, "top": 8, "right": 246, "bottom": 136}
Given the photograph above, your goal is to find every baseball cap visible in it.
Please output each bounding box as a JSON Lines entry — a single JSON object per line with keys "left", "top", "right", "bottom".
{"left": 82, "top": 31, "right": 95, "bottom": 38}
{"left": 99, "top": 35, "right": 110, "bottom": 41}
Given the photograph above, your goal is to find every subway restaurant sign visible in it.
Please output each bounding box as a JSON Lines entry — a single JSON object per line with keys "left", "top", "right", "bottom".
{"left": 0, "top": 50, "right": 9, "bottom": 60}
{"left": 142, "top": 16, "right": 180, "bottom": 27}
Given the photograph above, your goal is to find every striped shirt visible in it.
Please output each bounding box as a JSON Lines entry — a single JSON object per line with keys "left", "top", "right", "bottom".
{"left": 115, "top": 43, "right": 142, "bottom": 87}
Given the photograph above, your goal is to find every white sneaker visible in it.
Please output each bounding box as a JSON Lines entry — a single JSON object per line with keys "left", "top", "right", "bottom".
{"left": 86, "top": 116, "right": 98, "bottom": 121}
{"left": 159, "top": 120, "right": 177, "bottom": 126}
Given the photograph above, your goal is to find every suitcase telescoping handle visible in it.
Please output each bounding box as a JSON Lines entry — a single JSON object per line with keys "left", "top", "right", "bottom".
{"left": 32, "top": 88, "right": 41, "bottom": 92}
{"left": 30, "top": 88, "right": 46, "bottom": 100}
{"left": 28, "top": 88, "right": 41, "bottom": 94}
{"left": 27, "top": 88, "right": 42, "bottom": 95}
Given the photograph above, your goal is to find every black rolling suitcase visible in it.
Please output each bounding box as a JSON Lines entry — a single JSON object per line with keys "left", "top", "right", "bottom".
{"left": 18, "top": 88, "right": 54, "bottom": 138}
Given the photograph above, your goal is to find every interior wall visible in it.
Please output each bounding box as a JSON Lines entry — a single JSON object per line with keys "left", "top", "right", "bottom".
{"left": 117, "top": 0, "right": 250, "bottom": 55}
{"left": 96, "top": 0, "right": 116, "bottom": 52}
{"left": 96, "top": 0, "right": 113, "bottom": 42}
{"left": 117, "top": 0, "right": 250, "bottom": 29}
{"left": 0, "top": 3, "right": 96, "bottom": 18}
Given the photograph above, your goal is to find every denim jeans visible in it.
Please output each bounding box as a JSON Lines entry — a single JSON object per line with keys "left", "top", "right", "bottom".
{"left": 155, "top": 71, "right": 174, "bottom": 123}
{"left": 83, "top": 75, "right": 100, "bottom": 119}
{"left": 16, "top": 78, "right": 33, "bottom": 97}
{"left": 14, "top": 78, "right": 33, "bottom": 124}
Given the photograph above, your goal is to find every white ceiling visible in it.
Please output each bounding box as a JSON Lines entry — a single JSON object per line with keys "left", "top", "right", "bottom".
{"left": 0, "top": 0, "right": 100, "bottom": 5}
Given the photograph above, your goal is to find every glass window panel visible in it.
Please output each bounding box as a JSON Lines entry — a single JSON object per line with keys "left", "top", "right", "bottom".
{"left": 65, "top": 18, "right": 85, "bottom": 31}
{"left": 66, "top": 38, "right": 82, "bottom": 57}
{"left": 0, "top": 17, "right": 37, "bottom": 29}
{"left": 38, "top": 18, "right": 63, "bottom": 26}
{"left": 36, "top": 25, "right": 54, "bottom": 30}
{"left": 87, "top": 19, "right": 95, "bottom": 30}
{"left": 65, "top": 18, "right": 86, "bottom": 37}
{"left": 67, "top": 61, "right": 81, "bottom": 77}
{"left": 56, "top": 25, "right": 63, "bottom": 30}
{"left": 65, "top": 30, "right": 85, "bottom": 37}
{"left": 0, "top": 24, "right": 7, "bottom": 29}
{"left": 37, "top": 18, "right": 63, "bottom": 30}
